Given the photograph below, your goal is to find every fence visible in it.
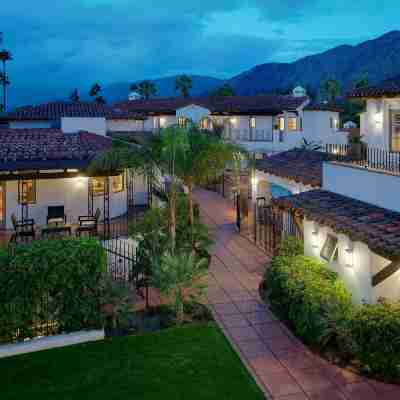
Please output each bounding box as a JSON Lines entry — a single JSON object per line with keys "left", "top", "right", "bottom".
{"left": 252, "top": 199, "right": 303, "bottom": 256}
{"left": 326, "top": 143, "right": 400, "bottom": 175}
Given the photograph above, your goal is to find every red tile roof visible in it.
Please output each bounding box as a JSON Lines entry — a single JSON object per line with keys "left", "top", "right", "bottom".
{"left": 114, "top": 95, "right": 308, "bottom": 116}
{"left": 256, "top": 150, "right": 334, "bottom": 188}
{"left": 273, "top": 189, "right": 400, "bottom": 258}
{"left": 0, "top": 128, "right": 112, "bottom": 171}
{"left": 347, "top": 75, "right": 400, "bottom": 98}
{"left": 0, "top": 101, "right": 145, "bottom": 121}
{"left": 303, "top": 102, "right": 343, "bottom": 112}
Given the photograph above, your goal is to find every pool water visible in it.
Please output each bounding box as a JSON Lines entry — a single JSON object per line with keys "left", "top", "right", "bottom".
{"left": 270, "top": 184, "right": 292, "bottom": 198}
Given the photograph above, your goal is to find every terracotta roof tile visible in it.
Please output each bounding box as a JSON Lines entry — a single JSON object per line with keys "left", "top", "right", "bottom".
{"left": 255, "top": 149, "right": 333, "bottom": 187}
{"left": 0, "top": 128, "right": 112, "bottom": 171}
{"left": 0, "top": 101, "right": 145, "bottom": 121}
{"left": 348, "top": 75, "right": 400, "bottom": 98}
{"left": 273, "top": 189, "right": 400, "bottom": 258}
{"left": 114, "top": 95, "right": 308, "bottom": 116}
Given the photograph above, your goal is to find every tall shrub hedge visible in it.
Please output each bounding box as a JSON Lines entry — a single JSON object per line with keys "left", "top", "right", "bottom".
{"left": 0, "top": 238, "right": 107, "bottom": 342}
{"left": 262, "top": 242, "right": 400, "bottom": 380}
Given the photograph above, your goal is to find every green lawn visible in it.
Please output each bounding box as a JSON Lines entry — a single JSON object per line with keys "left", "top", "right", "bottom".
{"left": 0, "top": 323, "right": 265, "bottom": 400}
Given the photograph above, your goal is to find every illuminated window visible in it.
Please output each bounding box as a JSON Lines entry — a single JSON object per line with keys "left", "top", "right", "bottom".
{"left": 112, "top": 174, "right": 124, "bottom": 193}
{"left": 278, "top": 117, "right": 285, "bottom": 131}
{"left": 249, "top": 117, "right": 256, "bottom": 129}
{"left": 320, "top": 234, "right": 339, "bottom": 262}
{"left": 177, "top": 117, "right": 187, "bottom": 128}
{"left": 92, "top": 177, "right": 105, "bottom": 196}
{"left": 18, "top": 180, "right": 36, "bottom": 204}
{"left": 287, "top": 117, "right": 298, "bottom": 131}
{"left": 200, "top": 118, "right": 210, "bottom": 130}
{"left": 391, "top": 112, "right": 400, "bottom": 152}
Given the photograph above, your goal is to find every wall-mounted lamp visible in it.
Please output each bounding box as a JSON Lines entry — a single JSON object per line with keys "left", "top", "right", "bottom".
{"left": 230, "top": 117, "right": 237, "bottom": 126}
{"left": 251, "top": 176, "right": 258, "bottom": 187}
{"left": 344, "top": 239, "right": 354, "bottom": 268}
{"left": 311, "top": 222, "right": 319, "bottom": 249}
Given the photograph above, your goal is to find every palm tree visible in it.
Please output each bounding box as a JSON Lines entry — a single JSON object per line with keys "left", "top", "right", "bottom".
{"left": 209, "top": 83, "right": 235, "bottom": 98}
{"left": 175, "top": 75, "right": 192, "bottom": 98}
{"left": 132, "top": 80, "right": 157, "bottom": 100}
{"left": 321, "top": 78, "right": 341, "bottom": 103}
{"left": 173, "top": 126, "right": 240, "bottom": 235}
{"left": 0, "top": 33, "right": 12, "bottom": 112}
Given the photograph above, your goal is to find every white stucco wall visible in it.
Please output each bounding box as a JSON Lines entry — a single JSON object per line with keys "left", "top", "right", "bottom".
{"left": 106, "top": 119, "right": 146, "bottom": 132}
{"left": 304, "top": 218, "right": 397, "bottom": 304}
{"left": 61, "top": 117, "right": 107, "bottom": 136}
{"left": 176, "top": 104, "right": 210, "bottom": 123}
{"left": 9, "top": 120, "right": 54, "bottom": 129}
{"left": 4, "top": 174, "right": 148, "bottom": 230}
{"left": 361, "top": 98, "right": 400, "bottom": 150}
{"left": 323, "top": 162, "right": 400, "bottom": 212}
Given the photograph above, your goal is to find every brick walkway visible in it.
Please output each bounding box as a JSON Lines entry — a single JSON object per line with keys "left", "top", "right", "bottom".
{"left": 194, "top": 188, "right": 400, "bottom": 400}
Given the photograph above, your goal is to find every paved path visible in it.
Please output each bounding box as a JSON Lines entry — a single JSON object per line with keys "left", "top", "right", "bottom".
{"left": 194, "top": 188, "right": 400, "bottom": 400}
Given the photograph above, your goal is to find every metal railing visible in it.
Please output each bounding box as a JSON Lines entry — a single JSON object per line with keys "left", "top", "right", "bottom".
{"left": 226, "top": 129, "right": 273, "bottom": 142}
{"left": 326, "top": 144, "right": 400, "bottom": 175}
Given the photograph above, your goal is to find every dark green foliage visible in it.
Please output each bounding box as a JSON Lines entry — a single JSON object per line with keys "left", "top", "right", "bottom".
{"left": 278, "top": 236, "right": 304, "bottom": 257}
{"left": 350, "top": 301, "right": 400, "bottom": 378}
{"left": 264, "top": 255, "right": 352, "bottom": 347}
{"left": 0, "top": 239, "right": 107, "bottom": 342}
{"left": 0, "top": 324, "right": 264, "bottom": 400}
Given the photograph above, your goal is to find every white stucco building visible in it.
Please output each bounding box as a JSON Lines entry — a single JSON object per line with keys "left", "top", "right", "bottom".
{"left": 349, "top": 75, "right": 400, "bottom": 151}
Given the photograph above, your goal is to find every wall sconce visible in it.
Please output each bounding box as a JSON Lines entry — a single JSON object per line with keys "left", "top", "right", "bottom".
{"left": 251, "top": 176, "right": 258, "bottom": 187}
{"left": 344, "top": 239, "right": 354, "bottom": 268}
{"left": 375, "top": 112, "right": 383, "bottom": 126}
{"left": 159, "top": 117, "right": 166, "bottom": 128}
{"left": 311, "top": 222, "right": 319, "bottom": 249}
{"left": 230, "top": 117, "right": 237, "bottom": 126}
{"left": 75, "top": 176, "right": 87, "bottom": 187}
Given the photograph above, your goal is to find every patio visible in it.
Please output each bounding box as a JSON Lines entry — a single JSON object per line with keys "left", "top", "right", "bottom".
{"left": 194, "top": 188, "right": 400, "bottom": 400}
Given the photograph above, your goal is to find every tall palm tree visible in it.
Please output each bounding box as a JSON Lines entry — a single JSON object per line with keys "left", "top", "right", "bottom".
{"left": 175, "top": 75, "right": 192, "bottom": 98}
{"left": 131, "top": 81, "right": 157, "bottom": 100}
{"left": 69, "top": 88, "right": 80, "bottom": 102}
{"left": 0, "top": 33, "right": 12, "bottom": 112}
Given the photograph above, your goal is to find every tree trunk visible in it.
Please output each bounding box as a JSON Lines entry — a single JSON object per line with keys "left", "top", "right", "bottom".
{"left": 188, "top": 183, "right": 194, "bottom": 227}
{"left": 169, "top": 178, "right": 177, "bottom": 252}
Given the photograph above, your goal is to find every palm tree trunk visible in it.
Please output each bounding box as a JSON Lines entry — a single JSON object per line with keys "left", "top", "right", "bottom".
{"left": 188, "top": 183, "right": 194, "bottom": 227}
{"left": 169, "top": 181, "right": 176, "bottom": 252}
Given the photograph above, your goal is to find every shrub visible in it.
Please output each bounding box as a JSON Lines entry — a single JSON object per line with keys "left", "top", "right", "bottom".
{"left": 278, "top": 235, "right": 304, "bottom": 257}
{"left": 264, "top": 255, "right": 352, "bottom": 347}
{"left": 350, "top": 300, "right": 400, "bottom": 378}
{"left": 0, "top": 238, "right": 107, "bottom": 342}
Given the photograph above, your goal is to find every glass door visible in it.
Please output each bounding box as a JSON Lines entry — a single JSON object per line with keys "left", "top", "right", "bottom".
{"left": 390, "top": 111, "right": 400, "bottom": 152}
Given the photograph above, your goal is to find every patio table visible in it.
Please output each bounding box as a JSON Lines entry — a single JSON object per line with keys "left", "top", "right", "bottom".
{"left": 41, "top": 223, "right": 72, "bottom": 238}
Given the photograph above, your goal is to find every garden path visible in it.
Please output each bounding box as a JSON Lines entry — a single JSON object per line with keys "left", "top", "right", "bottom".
{"left": 194, "top": 188, "right": 400, "bottom": 400}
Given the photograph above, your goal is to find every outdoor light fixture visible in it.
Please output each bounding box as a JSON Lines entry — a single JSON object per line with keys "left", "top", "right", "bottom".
{"left": 344, "top": 238, "right": 354, "bottom": 268}
{"left": 251, "top": 176, "right": 258, "bottom": 187}
{"left": 160, "top": 117, "right": 166, "bottom": 127}
{"left": 311, "top": 222, "right": 319, "bottom": 249}
{"left": 230, "top": 117, "right": 237, "bottom": 126}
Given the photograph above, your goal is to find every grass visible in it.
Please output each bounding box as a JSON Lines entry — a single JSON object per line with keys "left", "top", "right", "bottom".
{"left": 0, "top": 323, "right": 265, "bottom": 400}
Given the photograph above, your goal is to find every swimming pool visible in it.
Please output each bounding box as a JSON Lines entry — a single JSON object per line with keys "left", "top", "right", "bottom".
{"left": 270, "top": 183, "right": 292, "bottom": 198}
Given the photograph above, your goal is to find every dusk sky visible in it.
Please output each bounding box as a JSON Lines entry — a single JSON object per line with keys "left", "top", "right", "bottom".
{"left": 2, "top": 0, "right": 400, "bottom": 106}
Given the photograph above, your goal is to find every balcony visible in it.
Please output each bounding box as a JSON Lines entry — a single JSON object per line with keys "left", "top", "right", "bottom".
{"left": 326, "top": 144, "right": 400, "bottom": 176}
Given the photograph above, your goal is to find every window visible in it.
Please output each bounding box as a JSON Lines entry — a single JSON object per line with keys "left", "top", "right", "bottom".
{"left": 112, "top": 174, "right": 124, "bottom": 193}
{"left": 287, "top": 117, "right": 297, "bottom": 131}
{"left": 320, "top": 234, "right": 339, "bottom": 262}
{"left": 92, "top": 177, "right": 105, "bottom": 196}
{"left": 278, "top": 117, "right": 285, "bottom": 131}
{"left": 177, "top": 117, "right": 187, "bottom": 128}
{"left": 391, "top": 112, "right": 400, "bottom": 152}
{"left": 153, "top": 117, "right": 160, "bottom": 130}
{"left": 249, "top": 117, "right": 256, "bottom": 129}
{"left": 200, "top": 118, "right": 210, "bottom": 130}
{"left": 18, "top": 180, "right": 36, "bottom": 204}
{"left": 299, "top": 117, "right": 303, "bottom": 131}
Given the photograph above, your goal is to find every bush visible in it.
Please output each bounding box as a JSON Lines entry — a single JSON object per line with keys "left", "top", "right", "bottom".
{"left": 0, "top": 238, "right": 107, "bottom": 342}
{"left": 264, "top": 255, "right": 352, "bottom": 347}
{"left": 350, "top": 301, "right": 400, "bottom": 378}
{"left": 278, "top": 236, "right": 304, "bottom": 257}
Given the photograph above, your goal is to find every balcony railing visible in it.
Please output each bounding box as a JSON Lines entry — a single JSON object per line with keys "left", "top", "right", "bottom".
{"left": 226, "top": 129, "right": 273, "bottom": 142}
{"left": 326, "top": 144, "right": 400, "bottom": 175}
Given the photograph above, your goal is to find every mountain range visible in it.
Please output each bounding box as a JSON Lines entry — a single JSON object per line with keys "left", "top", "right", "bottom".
{"left": 102, "top": 30, "right": 400, "bottom": 102}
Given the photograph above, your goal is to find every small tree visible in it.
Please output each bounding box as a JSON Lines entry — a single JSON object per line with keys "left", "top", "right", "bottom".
{"left": 132, "top": 80, "right": 157, "bottom": 100}
{"left": 175, "top": 75, "right": 192, "bottom": 98}
{"left": 89, "top": 82, "right": 106, "bottom": 103}
{"left": 209, "top": 83, "right": 235, "bottom": 98}
{"left": 151, "top": 252, "right": 208, "bottom": 324}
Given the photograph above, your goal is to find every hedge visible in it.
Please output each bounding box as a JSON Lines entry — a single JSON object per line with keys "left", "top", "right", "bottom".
{"left": 0, "top": 238, "right": 107, "bottom": 342}
{"left": 262, "top": 242, "right": 400, "bottom": 379}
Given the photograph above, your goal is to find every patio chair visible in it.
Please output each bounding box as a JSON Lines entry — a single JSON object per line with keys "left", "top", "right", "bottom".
{"left": 47, "top": 205, "right": 67, "bottom": 225}
{"left": 11, "top": 213, "right": 36, "bottom": 242}
{"left": 76, "top": 208, "right": 101, "bottom": 237}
